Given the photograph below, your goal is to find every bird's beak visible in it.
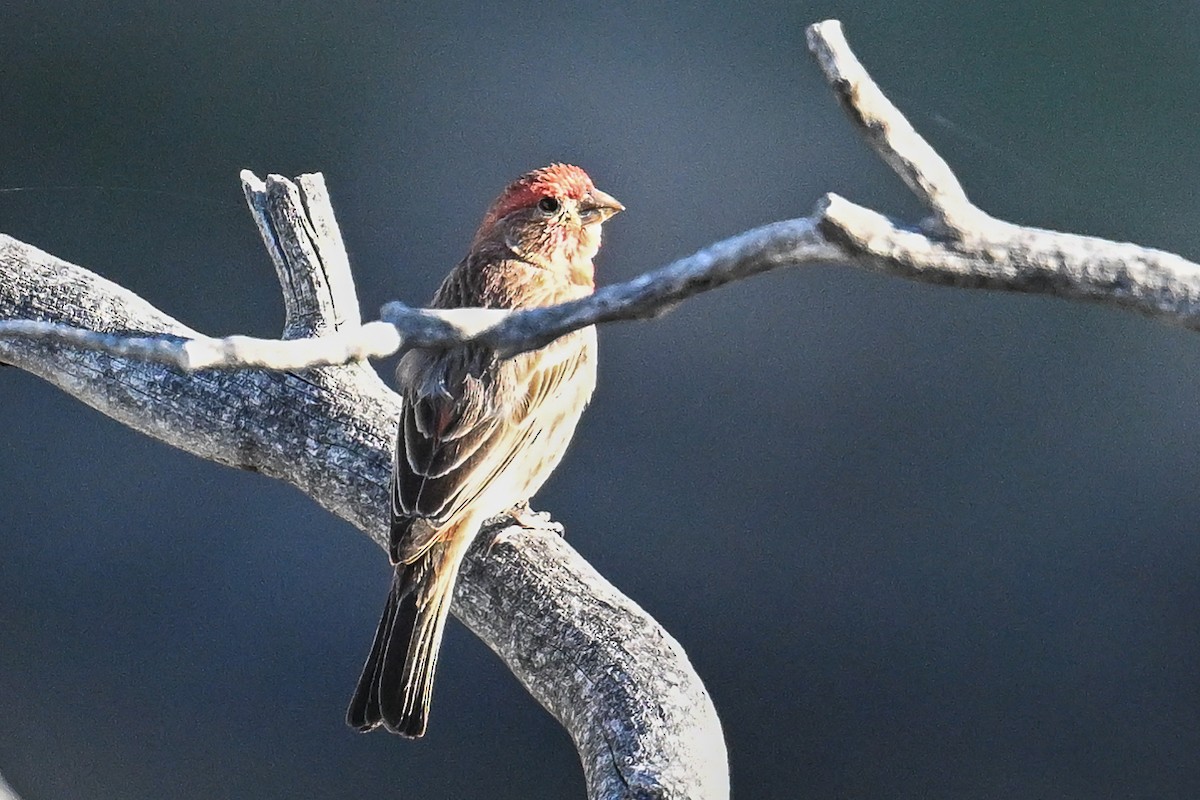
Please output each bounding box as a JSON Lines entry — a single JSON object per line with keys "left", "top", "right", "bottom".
{"left": 578, "top": 188, "right": 625, "bottom": 224}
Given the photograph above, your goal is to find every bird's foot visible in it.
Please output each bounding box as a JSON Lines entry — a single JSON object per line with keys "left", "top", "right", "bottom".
{"left": 485, "top": 503, "right": 564, "bottom": 555}
{"left": 509, "top": 501, "right": 564, "bottom": 536}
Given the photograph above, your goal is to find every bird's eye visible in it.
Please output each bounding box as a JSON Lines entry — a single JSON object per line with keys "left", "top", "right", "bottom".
{"left": 537, "top": 197, "right": 560, "bottom": 214}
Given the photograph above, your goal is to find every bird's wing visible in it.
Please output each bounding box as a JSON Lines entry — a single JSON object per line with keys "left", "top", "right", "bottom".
{"left": 388, "top": 332, "right": 589, "bottom": 564}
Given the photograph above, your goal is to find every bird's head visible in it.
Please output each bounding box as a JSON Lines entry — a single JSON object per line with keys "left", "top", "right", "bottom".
{"left": 475, "top": 163, "right": 624, "bottom": 286}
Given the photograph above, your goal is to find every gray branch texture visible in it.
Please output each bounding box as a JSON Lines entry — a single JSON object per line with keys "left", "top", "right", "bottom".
{"left": 1, "top": 18, "right": 1198, "bottom": 800}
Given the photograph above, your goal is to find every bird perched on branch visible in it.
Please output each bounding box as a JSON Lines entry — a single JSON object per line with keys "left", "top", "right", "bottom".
{"left": 347, "top": 164, "right": 624, "bottom": 737}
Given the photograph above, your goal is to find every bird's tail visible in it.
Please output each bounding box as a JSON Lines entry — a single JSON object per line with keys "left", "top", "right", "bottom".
{"left": 346, "top": 523, "right": 475, "bottom": 737}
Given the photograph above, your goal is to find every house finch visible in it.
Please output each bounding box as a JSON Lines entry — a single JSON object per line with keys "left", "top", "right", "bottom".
{"left": 346, "top": 164, "right": 623, "bottom": 737}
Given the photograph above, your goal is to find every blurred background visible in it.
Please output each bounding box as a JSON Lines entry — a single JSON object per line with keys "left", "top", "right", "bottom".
{"left": 3, "top": 1, "right": 1200, "bottom": 798}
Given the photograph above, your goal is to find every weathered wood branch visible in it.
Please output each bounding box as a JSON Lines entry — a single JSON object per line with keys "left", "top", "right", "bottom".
{"left": 0, "top": 173, "right": 727, "bottom": 800}
{"left": 0, "top": 772, "right": 22, "bottom": 800}
{"left": 1, "top": 16, "right": 1196, "bottom": 800}
{"left": 4, "top": 29, "right": 1200, "bottom": 373}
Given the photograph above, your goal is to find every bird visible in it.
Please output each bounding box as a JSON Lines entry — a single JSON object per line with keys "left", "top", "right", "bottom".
{"left": 346, "top": 163, "right": 624, "bottom": 737}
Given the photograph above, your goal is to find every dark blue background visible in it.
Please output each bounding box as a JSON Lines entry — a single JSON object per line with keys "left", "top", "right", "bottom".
{"left": 3, "top": 2, "right": 1200, "bottom": 798}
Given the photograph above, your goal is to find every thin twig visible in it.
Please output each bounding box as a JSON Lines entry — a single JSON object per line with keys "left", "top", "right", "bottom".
{"left": 805, "top": 20, "right": 986, "bottom": 233}
{"left": 0, "top": 317, "right": 402, "bottom": 371}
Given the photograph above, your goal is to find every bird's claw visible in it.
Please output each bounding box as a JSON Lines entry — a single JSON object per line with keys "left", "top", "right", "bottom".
{"left": 509, "top": 501, "right": 546, "bottom": 528}
{"left": 484, "top": 504, "right": 565, "bottom": 555}
{"left": 509, "top": 501, "right": 564, "bottom": 536}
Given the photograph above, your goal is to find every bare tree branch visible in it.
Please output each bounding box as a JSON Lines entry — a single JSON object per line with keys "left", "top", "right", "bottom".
{"left": 0, "top": 773, "right": 24, "bottom": 800}
{"left": 805, "top": 20, "right": 983, "bottom": 231}
{"left": 0, "top": 215, "right": 838, "bottom": 368}
{"left": 3, "top": 15, "right": 1198, "bottom": 800}
{"left": 241, "top": 170, "right": 362, "bottom": 336}
{"left": 817, "top": 194, "right": 1200, "bottom": 326}
{"left": 0, "top": 316, "right": 403, "bottom": 370}
{"left": 0, "top": 175, "right": 726, "bottom": 799}
{"left": 6, "top": 18, "right": 1200, "bottom": 368}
